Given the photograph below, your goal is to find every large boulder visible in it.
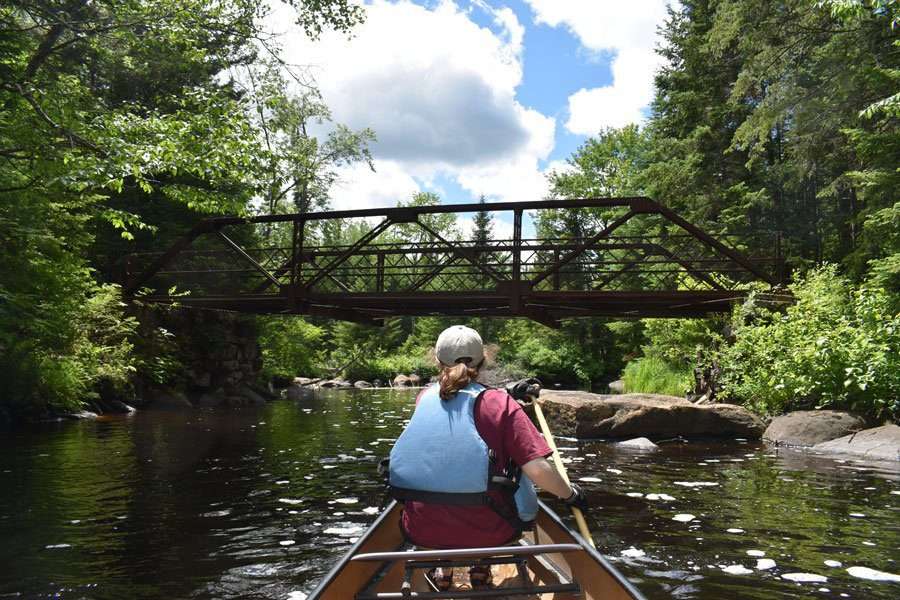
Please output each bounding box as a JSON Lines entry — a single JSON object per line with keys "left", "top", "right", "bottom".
{"left": 408, "top": 374, "right": 422, "bottom": 386}
{"left": 354, "top": 380, "right": 373, "bottom": 389}
{"left": 812, "top": 424, "right": 900, "bottom": 461}
{"left": 393, "top": 374, "right": 411, "bottom": 387}
{"left": 763, "top": 410, "right": 868, "bottom": 447}
{"left": 538, "top": 391, "right": 765, "bottom": 439}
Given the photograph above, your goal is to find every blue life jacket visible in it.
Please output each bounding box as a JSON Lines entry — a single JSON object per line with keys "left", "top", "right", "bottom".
{"left": 389, "top": 382, "right": 538, "bottom": 525}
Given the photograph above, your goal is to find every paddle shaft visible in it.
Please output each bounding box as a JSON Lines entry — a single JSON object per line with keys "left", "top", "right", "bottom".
{"left": 532, "top": 400, "right": 595, "bottom": 548}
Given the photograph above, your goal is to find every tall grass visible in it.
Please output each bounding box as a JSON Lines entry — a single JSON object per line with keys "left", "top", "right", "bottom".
{"left": 622, "top": 356, "right": 692, "bottom": 397}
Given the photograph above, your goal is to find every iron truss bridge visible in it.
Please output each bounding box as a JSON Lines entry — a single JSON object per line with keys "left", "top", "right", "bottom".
{"left": 121, "top": 198, "right": 788, "bottom": 326}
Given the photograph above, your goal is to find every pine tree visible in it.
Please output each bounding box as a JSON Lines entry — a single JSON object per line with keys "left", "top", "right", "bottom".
{"left": 473, "top": 195, "right": 494, "bottom": 244}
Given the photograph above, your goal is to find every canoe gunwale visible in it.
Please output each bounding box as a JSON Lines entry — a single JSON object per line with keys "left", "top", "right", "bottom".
{"left": 306, "top": 501, "right": 403, "bottom": 600}
{"left": 307, "top": 499, "right": 650, "bottom": 600}
{"left": 535, "top": 499, "right": 649, "bottom": 600}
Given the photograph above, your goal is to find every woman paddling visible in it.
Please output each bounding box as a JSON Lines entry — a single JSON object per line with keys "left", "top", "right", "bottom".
{"left": 387, "top": 325, "right": 587, "bottom": 589}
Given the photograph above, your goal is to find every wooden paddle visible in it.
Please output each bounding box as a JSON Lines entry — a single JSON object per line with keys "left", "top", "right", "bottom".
{"left": 532, "top": 398, "right": 596, "bottom": 548}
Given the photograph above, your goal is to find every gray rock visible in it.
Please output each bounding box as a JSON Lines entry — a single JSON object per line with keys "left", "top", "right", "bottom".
{"left": 64, "top": 410, "right": 99, "bottom": 420}
{"left": 354, "top": 380, "right": 373, "bottom": 389}
{"left": 238, "top": 385, "right": 267, "bottom": 406}
{"left": 372, "top": 379, "right": 383, "bottom": 388}
{"left": 812, "top": 424, "right": 900, "bottom": 461}
{"left": 764, "top": 410, "right": 868, "bottom": 447}
{"left": 104, "top": 399, "right": 136, "bottom": 414}
{"left": 320, "top": 379, "right": 352, "bottom": 388}
{"left": 408, "top": 374, "right": 422, "bottom": 386}
{"left": 285, "top": 383, "right": 311, "bottom": 401}
{"left": 608, "top": 379, "right": 625, "bottom": 394}
{"left": 538, "top": 391, "right": 765, "bottom": 439}
{"left": 616, "top": 437, "right": 659, "bottom": 450}
{"left": 197, "top": 388, "right": 225, "bottom": 407}
{"left": 148, "top": 390, "right": 193, "bottom": 410}
{"left": 293, "top": 377, "right": 316, "bottom": 386}
{"left": 393, "top": 374, "right": 411, "bottom": 387}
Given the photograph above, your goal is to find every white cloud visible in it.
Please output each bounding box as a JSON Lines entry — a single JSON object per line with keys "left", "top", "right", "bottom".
{"left": 525, "top": 0, "right": 670, "bottom": 135}
{"left": 329, "top": 160, "right": 420, "bottom": 211}
{"left": 267, "top": 0, "right": 556, "bottom": 205}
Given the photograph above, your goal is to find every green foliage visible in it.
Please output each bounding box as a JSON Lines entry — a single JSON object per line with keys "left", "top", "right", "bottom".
{"left": 258, "top": 316, "right": 326, "bottom": 380}
{"left": 622, "top": 357, "right": 693, "bottom": 397}
{"left": 720, "top": 266, "right": 900, "bottom": 420}
{"left": 548, "top": 125, "right": 650, "bottom": 199}
{"left": 0, "top": 283, "right": 137, "bottom": 416}
{"left": 640, "top": 318, "right": 724, "bottom": 370}
{"left": 1, "top": 1, "right": 367, "bottom": 419}
{"left": 497, "top": 319, "right": 619, "bottom": 387}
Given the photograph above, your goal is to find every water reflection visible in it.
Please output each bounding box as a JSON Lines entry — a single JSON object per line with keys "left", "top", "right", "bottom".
{"left": 0, "top": 389, "right": 897, "bottom": 600}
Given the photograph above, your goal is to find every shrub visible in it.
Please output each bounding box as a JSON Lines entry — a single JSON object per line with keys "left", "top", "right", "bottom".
{"left": 622, "top": 356, "right": 693, "bottom": 397}
{"left": 720, "top": 266, "right": 900, "bottom": 421}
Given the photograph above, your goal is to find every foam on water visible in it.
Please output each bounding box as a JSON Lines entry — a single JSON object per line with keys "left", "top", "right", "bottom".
{"left": 721, "top": 565, "right": 753, "bottom": 575}
{"left": 645, "top": 493, "right": 676, "bottom": 501}
{"left": 846, "top": 566, "right": 900, "bottom": 582}
{"left": 781, "top": 573, "right": 827, "bottom": 583}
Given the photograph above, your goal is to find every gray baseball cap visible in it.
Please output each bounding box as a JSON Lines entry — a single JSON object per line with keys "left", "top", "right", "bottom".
{"left": 435, "top": 325, "right": 484, "bottom": 366}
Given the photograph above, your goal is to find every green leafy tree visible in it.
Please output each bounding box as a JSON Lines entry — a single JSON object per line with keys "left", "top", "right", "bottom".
{"left": 0, "top": 0, "right": 366, "bottom": 418}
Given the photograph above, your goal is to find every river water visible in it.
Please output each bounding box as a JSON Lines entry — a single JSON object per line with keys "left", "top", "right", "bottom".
{"left": 1, "top": 388, "right": 898, "bottom": 600}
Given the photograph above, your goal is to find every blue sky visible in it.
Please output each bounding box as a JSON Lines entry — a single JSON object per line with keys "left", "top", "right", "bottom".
{"left": 270, "top": 0, "right": 671, "bottom": 228}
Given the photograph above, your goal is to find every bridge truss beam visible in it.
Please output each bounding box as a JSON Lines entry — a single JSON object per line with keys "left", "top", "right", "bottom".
{"left": 122, "top": 197, "right": 787, "bottom": 326}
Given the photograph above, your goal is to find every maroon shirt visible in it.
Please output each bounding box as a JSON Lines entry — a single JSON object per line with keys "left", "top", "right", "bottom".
{"left": 399, "top": 386, "right": 552, "bottom": 548}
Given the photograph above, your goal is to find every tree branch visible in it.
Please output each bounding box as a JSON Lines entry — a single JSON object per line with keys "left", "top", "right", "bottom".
{"left": 10, "top": 83, "right": 106, "bottom": 155}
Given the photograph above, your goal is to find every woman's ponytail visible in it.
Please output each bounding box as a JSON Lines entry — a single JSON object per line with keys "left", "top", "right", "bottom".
{"left": 438, "top": 361, "right": 479, "bottom": 400}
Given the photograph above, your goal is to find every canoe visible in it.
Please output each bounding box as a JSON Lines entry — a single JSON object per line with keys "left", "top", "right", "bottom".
{"left": 308, "top": 499, "right": 648, "bottom": 599}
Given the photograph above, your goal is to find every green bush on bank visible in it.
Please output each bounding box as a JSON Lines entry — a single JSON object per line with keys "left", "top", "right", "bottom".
{"left": 1, "top": 283, "right": 137, "bottom": 418}
{"left": 719, "top": 266, "right": 900, "bottom": 421}
{"left": 622, "top": 356, "right": 693, "bottom": 397}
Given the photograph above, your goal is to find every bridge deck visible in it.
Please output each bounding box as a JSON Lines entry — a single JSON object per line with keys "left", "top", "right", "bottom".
{"left": 121, "top": 197, "right": 787, "bottom": 326}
